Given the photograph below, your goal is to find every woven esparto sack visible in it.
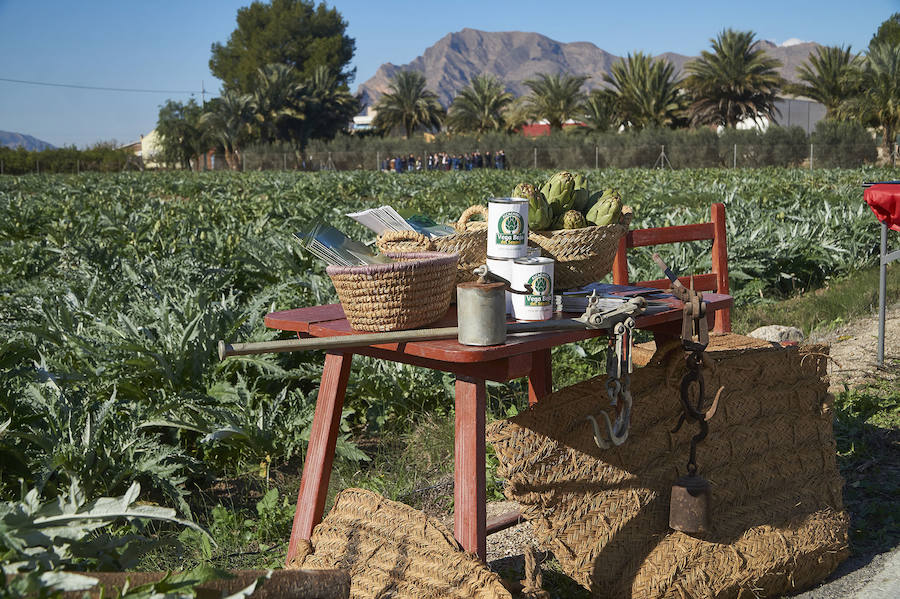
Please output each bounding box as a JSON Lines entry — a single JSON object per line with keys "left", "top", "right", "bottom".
{"left": 377, "top": 205, "right": 488, "bottom": 283}
{"left": 487, "top": 337, "right": 848, "bottom": 599}
{"left": 528, "top": 206, "right": 632, "bottom": 290}
{"left": 287, "top": 488, "right": 511, "bottom": 599}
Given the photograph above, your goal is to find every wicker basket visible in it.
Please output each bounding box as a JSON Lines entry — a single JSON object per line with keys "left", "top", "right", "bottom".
{"left": 528, "top": 206, "right": 633, "bottom": 290}
{"left": 376, "top": 206, "right": 488, "bottom": 283}
{"left": 326, "top": 251, "right": 457, "bottom": 332}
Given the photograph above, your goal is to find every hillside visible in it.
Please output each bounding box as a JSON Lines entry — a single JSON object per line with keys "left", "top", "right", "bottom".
{"left": 356, "top": 29, "right": 820, "bottom": 108}
{"left": 0, "top": 130, "right": 56, "bottom": 151}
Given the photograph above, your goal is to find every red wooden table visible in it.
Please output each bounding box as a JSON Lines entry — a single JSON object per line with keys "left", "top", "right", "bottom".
{"left": 267, "top": 289, "right": 732, "bottom": 563}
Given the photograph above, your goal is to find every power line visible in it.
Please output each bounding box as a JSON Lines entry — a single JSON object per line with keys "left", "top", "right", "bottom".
{"left": 0, "top": 76, "right": 202, "bottom": 95}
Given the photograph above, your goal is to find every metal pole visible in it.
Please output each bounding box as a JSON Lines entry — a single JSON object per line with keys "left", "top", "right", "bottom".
{"left": 733, "top": 144, "right": 737, "bottom": 168}
{"left": 809, "top": 143, "right": 814, "bottom": 170}
{"left": 1, "top": 159, "right": 4, "bottom": 175}
{"left": 36, "top": 160, "right": 39, "bottom": 175}
{"left": 76, "top": 159, "right": 80, "bottom": 175}
{"left": 283, "top": 153, "right": 287, "bottom": 170}
{"left": 533, "top": 147, "right": 537, "bottom": 169}
{"left": 878, "top": 222, "right": 888, "bottom": 367}
{"left": 376, "top": 151, "right": 380, "bottom": 171}
{"left": 595, "top": 146, "right": 599, "bottom": 169}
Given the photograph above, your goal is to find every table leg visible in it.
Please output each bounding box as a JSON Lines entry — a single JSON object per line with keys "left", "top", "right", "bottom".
{"left": 454, "top": 376, "right": 486, "bottom": 560}
{"left": 285, "top": 351, "right": 353, "bottom": 566}
{"left": 527, "top": 348, "right": 552, "bottom": 406}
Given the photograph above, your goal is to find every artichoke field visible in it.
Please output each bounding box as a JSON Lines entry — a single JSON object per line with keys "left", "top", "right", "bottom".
{"left": 0, "top": 167, "right": 892, "bottom": 514}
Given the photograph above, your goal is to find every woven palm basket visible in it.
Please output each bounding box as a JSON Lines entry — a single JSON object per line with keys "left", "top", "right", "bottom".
{"left": 377, "top": 206, "right": 488, "bottom": 283}
{"left": 287, "top": 488, "right": 512, "bottom": 599}
{"left": 326, "top": 251, "right": 457, "bottom": 332}
{"left": 487, "top": 336, "right": 848, "bottom": 599}
{"left": 529, "top": 206, "right": 633, "bottom": 290}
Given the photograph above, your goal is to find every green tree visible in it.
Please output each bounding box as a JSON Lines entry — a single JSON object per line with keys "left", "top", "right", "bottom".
{"left": 578, "top": 89, "right": 619, "bottom": 133}
{"left": 604, "top": 52, "right": 683, "bottom": 129}
{"left": 252, "top": 63, "right": 306, "bottom": 144}
{"left": 501, "top": 97, "right": 532, "bottom": 133}
{"left": 199, "top": 90, "right": 256, "bottom": 170}
{"left": 155, "top": 99, "right": 205, "bottom": 169}
{"left": 209, "top": 0, "right": 356, "bottom": 93}
{"left": 303, "top": 65, "right": 360, "bottom": 144}
{"left": 870, "top": 13, "right": 900, "bottom": 51}
{"left": 372, "top": 71, "right": 444, "bottom": 138}
{"left": 837, "top": 42, "right": 900, "bottom": 151}
{"left": 794, "top": 45, "right": 863, "bottom": 117}
{"left": 685, "top": 29, "right": 784, "bottom": 128}
{"left": 523, "top": 72, "right": 589, "bottom": 131}
{"left": 446, "top": 74, "right": 514, "bottom": 133}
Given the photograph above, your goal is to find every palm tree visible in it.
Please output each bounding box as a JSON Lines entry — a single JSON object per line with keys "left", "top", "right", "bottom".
{"left": 252, "top": 63, "right": 306, "bottom": 144}
{"left": 837, "top": 42, "right": 900, "bottom": 151}
{"left": 501, "top": 97, "right": 532, "bottom": 133}
{"left": 200, "top": 90, "right": 255, "bottom": 170}
{"left": 523, "top": 73, "right": 589, "bottom": 131}
{"left": 795, "top": 45, "right": 864, "bottom": 117}
{"left": 446, "top": 74, "right": 514, "bottom": 133}
{"left": 302, "top": 65, "right": 360, "bottom": 145}
{"left": 372, "top": 71, "right": 444, "bottom": 138}
{"left": 685, "top": 29, "right": 784, "bottom": 128}
{"left": 604, "top": 53, "right": 682, "bottom": 129}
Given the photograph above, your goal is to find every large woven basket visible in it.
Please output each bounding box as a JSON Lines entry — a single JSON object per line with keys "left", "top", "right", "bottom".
{"left": 529, "top": 206, "right": 633, "bottom": 290}
{"left": 326, "top": 251, "right": 457, "bottom": 332}
{"left": 376, "top": 206, "right": 488, "bottom": 283}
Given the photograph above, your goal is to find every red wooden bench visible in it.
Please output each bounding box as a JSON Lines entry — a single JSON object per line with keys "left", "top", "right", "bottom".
{"left": 612, "top": 202, "right": 731, "bottom": 334}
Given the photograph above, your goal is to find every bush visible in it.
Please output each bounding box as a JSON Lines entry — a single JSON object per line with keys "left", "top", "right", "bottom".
{"left": 812, "top": 120, "right": 878, "bottom": 167}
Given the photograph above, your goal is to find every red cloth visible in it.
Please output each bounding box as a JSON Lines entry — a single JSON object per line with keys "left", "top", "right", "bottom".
{"left": 865, "top": 184, "right": 900, "bottom": 232}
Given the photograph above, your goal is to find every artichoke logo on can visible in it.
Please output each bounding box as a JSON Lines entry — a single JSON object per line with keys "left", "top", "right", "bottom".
{"left": 495, "top": 211, "right": 525, "bottom": 246}
{"left": 524, "top": 272, "right": 552, "bottom": 307}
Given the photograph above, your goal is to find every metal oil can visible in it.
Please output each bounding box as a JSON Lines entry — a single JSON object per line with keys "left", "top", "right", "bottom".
{"left": 456, "top": 279, "right": 507, "bottom": 346}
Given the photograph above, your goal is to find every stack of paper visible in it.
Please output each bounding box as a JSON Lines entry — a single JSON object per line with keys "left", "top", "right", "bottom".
{"left": 345, "top": 206, "right": 414, "bottom": 235}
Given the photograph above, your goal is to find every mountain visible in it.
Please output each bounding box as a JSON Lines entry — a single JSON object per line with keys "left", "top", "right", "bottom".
{"left": 356, "top": 29, "right": 820, "bottom": 109}
{"left": 0, "top": 131, "right": 56, "bottom": 151}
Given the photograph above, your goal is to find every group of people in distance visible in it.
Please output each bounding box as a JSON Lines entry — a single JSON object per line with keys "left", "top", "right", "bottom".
{"left": 380, "top": 150, "right": 507, "bottom": 173}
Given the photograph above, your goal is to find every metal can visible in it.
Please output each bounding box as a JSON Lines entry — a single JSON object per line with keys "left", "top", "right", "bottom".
{"left": 487, "top": 197, "right": 529, "bottom": 259}
{"left": 511, "top": 257, "right": 554, "bottom": 321}
{"left": 456, "top": 281, "right": 507, "bottom": 346}
{"left": 486, "top": 257, "right": 515, "bottom": 315}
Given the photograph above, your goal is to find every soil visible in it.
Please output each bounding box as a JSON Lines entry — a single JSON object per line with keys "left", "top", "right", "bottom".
{"left": 483, "top": 301, "right": 900, "bottom": 597}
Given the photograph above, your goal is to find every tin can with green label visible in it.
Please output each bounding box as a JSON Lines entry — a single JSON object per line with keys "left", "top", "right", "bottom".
{"left": 487, "top": 197, "right": 529, "bottom": 258}
{"left": 511, "top": 256, "right": 554, "bottom": 321}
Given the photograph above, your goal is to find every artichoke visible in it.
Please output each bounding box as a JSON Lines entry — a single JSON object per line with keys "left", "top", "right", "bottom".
{"left": 572, "top": 173, "right": 591, "bottom": 212}
{"left": 513, "top": 183, "right": 552, "bottom": 230}
{"left": 585, "top": 188, "right": 623, "bottom": 227}
{"left": 562, "top": 209, "right": 587, "bottom": 229}
{"left": 540, "top": 171, "right": 576, "bottom": 219}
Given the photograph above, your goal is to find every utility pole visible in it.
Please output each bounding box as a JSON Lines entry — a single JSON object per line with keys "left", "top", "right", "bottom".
{"left": 201, "top": 81, "right": 206, "bottom": 107}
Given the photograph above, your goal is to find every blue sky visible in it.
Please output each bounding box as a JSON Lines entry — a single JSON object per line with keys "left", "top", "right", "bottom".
{"left": 0, "top": 0, "right": 896, "bottom": 148}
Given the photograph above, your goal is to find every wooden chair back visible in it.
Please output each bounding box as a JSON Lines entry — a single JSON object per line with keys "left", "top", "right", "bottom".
{"left": 612, "top": 203, "right": 730, "bottom": 333}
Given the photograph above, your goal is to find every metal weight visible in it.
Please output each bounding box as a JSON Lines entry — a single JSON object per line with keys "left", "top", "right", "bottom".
{"left": 669, "top": 471, "right": 711, "bottom": 534}
{"left": 456, "top": 280, "right": 507, "bottom": 346}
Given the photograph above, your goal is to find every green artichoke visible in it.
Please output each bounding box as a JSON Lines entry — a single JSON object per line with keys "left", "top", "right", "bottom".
{"left": 572, "top": 173, "right": 591, "bottom": 212}
{"left": 562, "top": 209, "right": 587, "bottom": 229}
{"left": 585, "top": 188, "right": 623, "bottom": 227}
{"left": 513, "top": 183, "right": 552, "bottom": 230}
{"left": 540, "top": 171, "right": 576, "bottom": 219}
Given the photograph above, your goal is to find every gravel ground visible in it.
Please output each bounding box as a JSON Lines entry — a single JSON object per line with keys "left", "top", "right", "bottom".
{"left": 481, "top": 302, "right": 900, "bottom": 597}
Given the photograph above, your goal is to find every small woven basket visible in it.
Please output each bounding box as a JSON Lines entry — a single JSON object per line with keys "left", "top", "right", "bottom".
{"left": 326, "top": 251, "right": 457, "bottom": 332}
{"left": 529, "top": 206, "right": 633, "bottom": 290}
{"left": 377, "top": 206, "right": 488, "bottom": 283}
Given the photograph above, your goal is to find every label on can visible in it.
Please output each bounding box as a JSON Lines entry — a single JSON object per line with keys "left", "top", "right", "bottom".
{"left": 495, "top": 211, "right": 525, "bottom": 245}
{"left": 524, "top": 272, "right": 552, "bottom": 307}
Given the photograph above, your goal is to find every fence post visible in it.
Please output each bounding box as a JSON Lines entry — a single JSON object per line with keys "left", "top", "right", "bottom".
{"left": 533, "top": 147, "right": 537, "bottom": 169}
{"left": 733, "top": 144, "right": 737, "bottom": 168}
{"left": 376, "top": 151, "right": 380, "bottom": 171}
{"left": 36, "top": 160, "right": 39, "bottom": 175}
{"left": 76, "top": 160, "right": 80, "bottom": 175}
{"left": 595, "top": 146, "right": 599, "bottom": 169}
{"left": 809, "top": 143, "right": 813, "bottom": 170}
{"left": 283, "top": 153, "right": 287, "bottom": 170}
{"left": 1, "top": 159, "right": 4, "bottom": 175}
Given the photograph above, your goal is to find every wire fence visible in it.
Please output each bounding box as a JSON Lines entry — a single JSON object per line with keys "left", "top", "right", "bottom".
{"left": 0, "top": 143, "right": 891, "bottom": 174}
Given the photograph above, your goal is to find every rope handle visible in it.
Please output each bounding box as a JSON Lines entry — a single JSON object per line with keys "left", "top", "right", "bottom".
{"left": 455, "top": 205, "right": 488, "bottom": 231}
{"left": 519, "top": 545, "right": 550, "bottom": 599}
{"left": 377, "top": 229, "right": 435, "bottom": 250}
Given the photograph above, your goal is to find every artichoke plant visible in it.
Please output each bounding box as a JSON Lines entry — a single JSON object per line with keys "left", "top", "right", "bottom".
{"left": 541, "top": 171, "right": 576, "bottom": 219}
